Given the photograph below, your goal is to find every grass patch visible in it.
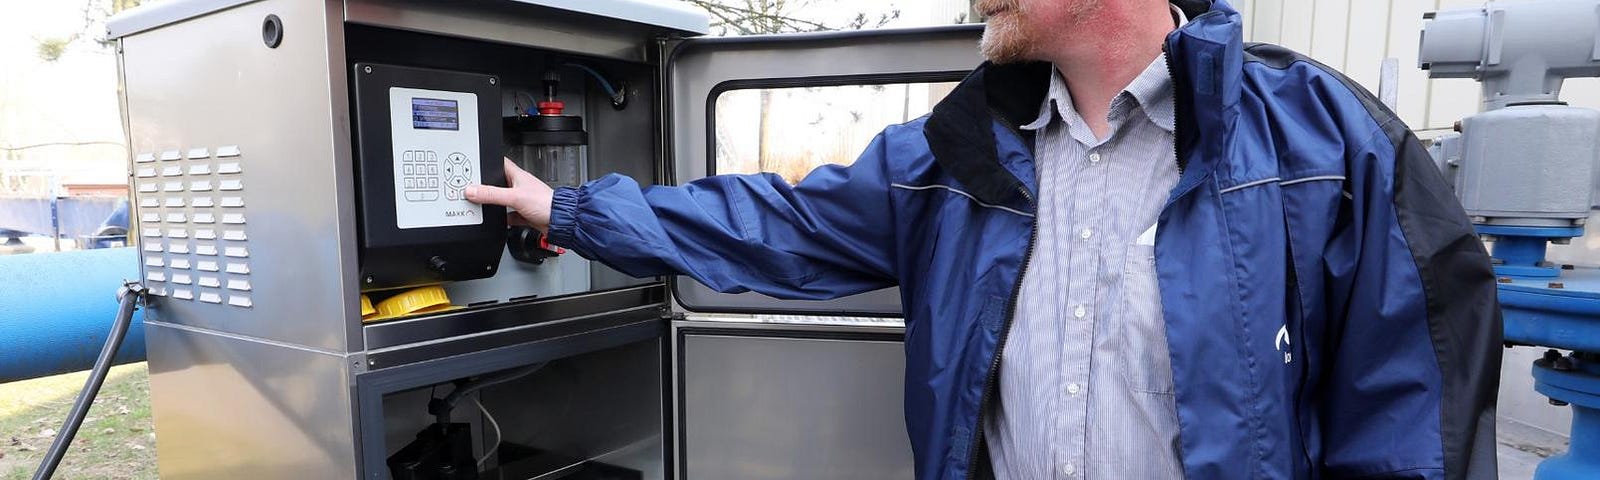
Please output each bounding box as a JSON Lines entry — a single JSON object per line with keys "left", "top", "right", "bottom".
{"left": 0, "top": 363, "right": 157, "bottom": 479}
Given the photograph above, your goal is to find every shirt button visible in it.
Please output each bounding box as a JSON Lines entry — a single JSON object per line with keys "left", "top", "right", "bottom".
{"left": 1088, "top": 152, "right": 1101, "bottom": 164}
{"left": 1073, "top": 304, "right": 1087, "bottom": 319}
{"left": 1079, "top": 228, "right": 1093, "bottom": 240}
{"left": 1067, "top": 383, "right": 1081, "bottom": 395}
{"left": 1063, "top": 463, "right": 1077, "bottom": 476}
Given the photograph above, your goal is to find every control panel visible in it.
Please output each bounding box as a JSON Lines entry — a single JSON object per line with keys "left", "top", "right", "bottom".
{"left": 387, "top": 88, "right": 483, "bottom": 229}
{"left": 353, "top": 64, "right": 506, "bottom": 289}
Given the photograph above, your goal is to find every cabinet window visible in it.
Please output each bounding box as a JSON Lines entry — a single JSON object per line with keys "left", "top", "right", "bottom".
{"left": 713, "top": 82, "right": 958, "bottom": 182}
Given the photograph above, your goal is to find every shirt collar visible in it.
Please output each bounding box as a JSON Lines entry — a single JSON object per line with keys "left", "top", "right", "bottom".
{"left": 1020, "top": 4, "right": 1185, "bottom": 133}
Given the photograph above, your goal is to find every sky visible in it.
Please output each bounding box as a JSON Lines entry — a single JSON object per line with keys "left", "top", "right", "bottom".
{"left": 0, "top": 0, "right": 129, "bottom": 189}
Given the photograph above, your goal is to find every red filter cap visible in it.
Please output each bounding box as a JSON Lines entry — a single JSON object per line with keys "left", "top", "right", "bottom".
{"left": 537, "top": 101, "right": 565, "bottom": 116}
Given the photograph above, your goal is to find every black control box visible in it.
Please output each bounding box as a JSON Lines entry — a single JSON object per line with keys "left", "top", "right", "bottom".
{"left": 352, "top": 63, "right": 506, "bottom": 289}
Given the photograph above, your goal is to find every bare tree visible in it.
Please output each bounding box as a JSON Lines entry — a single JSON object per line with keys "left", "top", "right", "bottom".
{"left": 36, "top": 0, "right": 144, "bottom": 62}
{"left": 684, "top": 0, "right": 899, "bottom": 36}
{"left": 681, "top": 0, "right": 899, "bottom": 174}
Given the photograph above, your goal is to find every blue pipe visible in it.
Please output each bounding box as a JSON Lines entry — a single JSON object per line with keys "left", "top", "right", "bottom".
{"left": 0, "top": 248, "right": 143, "bottom": 383}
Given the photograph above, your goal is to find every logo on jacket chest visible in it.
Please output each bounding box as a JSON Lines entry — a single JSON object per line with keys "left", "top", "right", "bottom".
{"left": 1276, "top": 324, "right": 1292, "bottom": 364}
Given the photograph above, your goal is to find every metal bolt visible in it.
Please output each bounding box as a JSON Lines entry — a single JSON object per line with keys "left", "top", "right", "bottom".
{"left": 1536, "top": 349, "right": 1561, "bottom": 368}
{"left": 1550, "top": 398, "right": 1570, "bottom": 407}
{"left": 363, "top": 66, "right": 373, "bottom": 74}
{"left": 365, "top": 275, "right": 374, "bottom": 284}
{"left": 489, "top": 77, "right": 497, "bottom": 85}
{"left": 485, "top": 265, "right": 493, "bottom": 271}
{"left": 1549, "top": 282, "right": 1566, "bottom": 289}
{"left": 1498, "top": 277, "right": 1514, "bottom": 284}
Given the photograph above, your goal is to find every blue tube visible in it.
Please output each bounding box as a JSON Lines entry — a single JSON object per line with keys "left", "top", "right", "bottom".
{"left": 0, "top": 248, "right": 143, "bottom": 383}
{"left": 563, "top": 63, "right": 623, "bottom": 103}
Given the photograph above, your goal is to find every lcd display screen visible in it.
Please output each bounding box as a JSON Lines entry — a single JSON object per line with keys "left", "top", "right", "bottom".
{"left": 411, "top": 98, "right": 459, "bottom": 130}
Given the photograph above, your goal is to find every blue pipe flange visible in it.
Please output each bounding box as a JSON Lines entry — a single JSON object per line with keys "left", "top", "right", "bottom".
{"left": 1531, "top": 356, "right": 1600, "bottom": 480}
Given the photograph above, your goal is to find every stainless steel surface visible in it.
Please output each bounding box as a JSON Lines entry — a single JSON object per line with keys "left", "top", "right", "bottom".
{"left": 110, "top": 0, "right": 707, "bottom": 41}
{"left": 121, "top": 0, "right": 362, "bottom": 352}
{"left": 485, "top": 339, "right": 665, "bottom": 478}
{"left": 678, "top": 315, "right": 906, "bottom": 332}
{"left": 106, "top": 0, "right": 260, "bottom": 38}
{"left": 674, "top": 324, "right": 911, "bottom": 479}
{"left": 363, "top": 301, "right": 663, "bottom": 369}
{"left": 504, "top": 0, "right": 707, "bottom": 35}
{"left": 362, "top": 284, "right": 665, "bottom": 351}
{"left": 355, "top": 323, "right": 667, "bottom": 478}
{"left": 666, "top": 25, "right": 983, "bottom": 317}
{"left": 584, "top": 59, "right": 664, "bottom": 291}
{"left": 144, "top": 321, "right": 359, "bottom": 479}
{"left": 118, "top": 4, "right": 954, "bottom": 480}
{"left": 344, "top": 0, "right": 700, "bottom": 64}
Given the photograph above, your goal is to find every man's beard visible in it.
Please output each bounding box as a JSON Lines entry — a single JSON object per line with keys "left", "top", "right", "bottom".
{"left": 977, "top": 0, "right": 1031, "bottom": 63}
{"left": 979, "top": 15, "right": 1033, "bottom": 64}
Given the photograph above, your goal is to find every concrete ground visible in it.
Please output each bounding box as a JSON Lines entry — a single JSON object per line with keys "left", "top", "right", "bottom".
{"left": 1498, "top": 416, "right": 1569, "bottom": 479}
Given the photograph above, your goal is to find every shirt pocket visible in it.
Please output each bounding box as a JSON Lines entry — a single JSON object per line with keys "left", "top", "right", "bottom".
{"left": 1118, "top": 244, "right": 1175, "bottom": 395}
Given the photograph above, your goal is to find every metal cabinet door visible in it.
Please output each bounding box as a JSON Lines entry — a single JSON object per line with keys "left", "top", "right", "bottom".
{"left": 665, "top": 24, "right": 984, "bottom": 317}
{"left": 665, "top": 25, "right": 984, "bottom": 479}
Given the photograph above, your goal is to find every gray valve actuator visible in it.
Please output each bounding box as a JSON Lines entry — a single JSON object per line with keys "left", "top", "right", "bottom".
{"left": 1421, "top": 0, "right": 1600, "bottom": 228}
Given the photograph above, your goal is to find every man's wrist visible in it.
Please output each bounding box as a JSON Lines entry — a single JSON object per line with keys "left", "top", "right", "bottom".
{"left": 532, "top": 190, "right": 554, "bottom": 231}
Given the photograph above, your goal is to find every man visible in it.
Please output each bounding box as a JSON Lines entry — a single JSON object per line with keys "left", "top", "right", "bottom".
{"left": 467, "top": 0, "right": 1502, "bottom": 478}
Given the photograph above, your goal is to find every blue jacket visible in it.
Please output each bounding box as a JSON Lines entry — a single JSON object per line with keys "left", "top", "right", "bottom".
{"left": 547, "top": 1, "right": 1502, "bottom": 478}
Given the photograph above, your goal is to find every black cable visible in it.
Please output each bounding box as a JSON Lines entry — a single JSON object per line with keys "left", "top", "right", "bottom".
{"left": 429, "top": 362, "right": 546, "bottom": 424}
{"left": 32, "top": 282, "right": 145, "bottom": 480}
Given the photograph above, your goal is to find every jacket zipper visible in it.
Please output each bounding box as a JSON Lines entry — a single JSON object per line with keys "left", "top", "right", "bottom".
{"left": 1164, "top": 41, "right": 1185, "bottom": 175}
{"left": 965, "top": 111, "right": 1039, "bottom": 480}
{"left": 965, "top": 185, "right": 1036, "bottom": 480}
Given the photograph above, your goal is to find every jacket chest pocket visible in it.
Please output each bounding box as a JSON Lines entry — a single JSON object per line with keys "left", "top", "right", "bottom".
{"left": 1119, "top": 244, "right": 1175, "bottom": 395}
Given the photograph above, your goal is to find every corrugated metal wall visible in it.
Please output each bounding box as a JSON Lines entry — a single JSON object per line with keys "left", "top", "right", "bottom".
{"left": 1238, "top": 0, "right": 1600, "bottom": 136}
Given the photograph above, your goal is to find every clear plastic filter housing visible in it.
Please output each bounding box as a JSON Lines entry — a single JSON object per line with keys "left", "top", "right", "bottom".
{"left": 528, "top": 144, "right": 586, "bottom": 189}
{"left": 506, "top": 109, "right": 588, "bottom": 190}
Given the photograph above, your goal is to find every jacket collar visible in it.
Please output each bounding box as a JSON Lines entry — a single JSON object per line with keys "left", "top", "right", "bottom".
{"left": 923, "top": 0, "right": 1238, "bottom": 207}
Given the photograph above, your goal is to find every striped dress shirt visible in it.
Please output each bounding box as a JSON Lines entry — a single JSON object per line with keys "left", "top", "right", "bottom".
{"left": 982, "top": 11, "right": 1187, "bottom": 479}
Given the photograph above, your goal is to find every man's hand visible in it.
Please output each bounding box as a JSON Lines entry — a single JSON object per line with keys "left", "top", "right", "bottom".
{"left": 465, "top": 158, "right": 555, "bottom": 231}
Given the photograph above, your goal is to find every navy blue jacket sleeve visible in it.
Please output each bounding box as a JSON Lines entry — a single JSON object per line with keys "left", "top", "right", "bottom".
{"left": 545, "top": 132, "right": 899, "bottom": 300}
{"left": 1322, "top": 122, "right": 1501, "bottom": 480}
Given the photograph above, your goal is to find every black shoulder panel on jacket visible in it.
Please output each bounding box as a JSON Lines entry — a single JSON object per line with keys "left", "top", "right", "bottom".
{"left": 1242, "top": 42, "right": 1403, "bottom": 128}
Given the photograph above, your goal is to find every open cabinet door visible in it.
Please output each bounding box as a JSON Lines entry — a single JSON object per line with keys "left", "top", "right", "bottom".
{"left": 667, "top": 25, "right": 984, "bottom": 315}
{"left": 665, "top": 25, "right": 984, "bottom": 480}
